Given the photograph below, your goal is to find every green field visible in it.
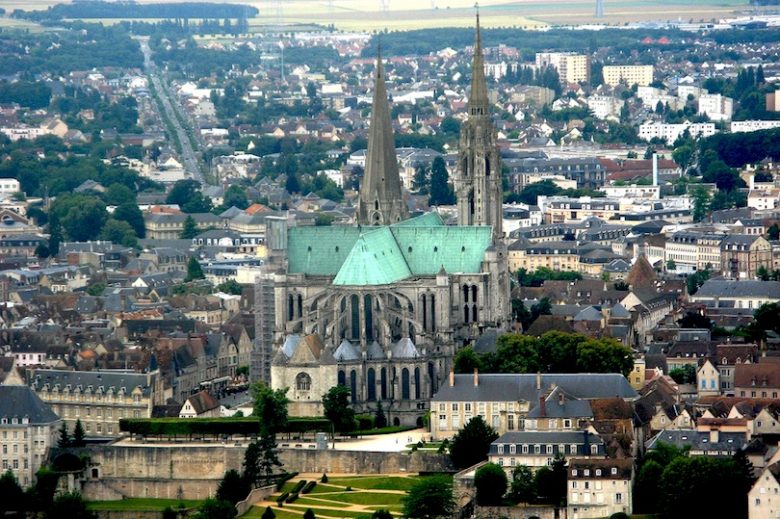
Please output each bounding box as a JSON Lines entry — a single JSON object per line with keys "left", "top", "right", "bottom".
{"left": 87, "top": 498, "right": 203, "bottom": 512}
{"left": 242, "top": 474, "right": 453, "bottom": 518}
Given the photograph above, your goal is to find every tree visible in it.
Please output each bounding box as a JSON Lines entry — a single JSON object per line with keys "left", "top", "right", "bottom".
{"left": 48, "top": 212, "right": 62, "bottom": 256}
{"left": 185, "top": 256, "right": 205, "bottom": 281}
{"left": 691, "top": 186, "right": 711, "bottom": 223}
{"left": 216, "top": 469, "right": 250, "bottom": 505}
{"left": 222, "top": 184, "right": 249, "bottom": 210}
{"left": 666, "top": 259, "right": 676, "bottom": 271}
{"left": 757, "top": 265, "right": 770, "bottom": 281}
{"left": 99, "top": 219, "right": 138, "bottom": 248}
{"left": 428, "top": 157, "right": 455, "bottom": 206}
{"left": 371, "top": 510, "right": 393, "bottom": 519}
{"left": 768, "top": 223, "right": 780, "bottom": 241}
{"left": 509, "top": 465, "right": 536, "bottom": 503}
{"left": 57, "top": 422, "right": 71, "bottom": 448}
{"left": 475, "top": 463, "right": 507, "bottom": 506}
{"left": 323, "top": 385, "right": 355, "bottom": 433}
{"left": 72, "top": 419, "right": 86, "bottom": 447}
{"left": 0, "top": 470, "right": 25, "bottom": 514}
{"left": 261, "top": 507, "right": 276, "bottom": 519}
{"left": 251, "top": 383, "right": 289, "bottom": 435}
{"left": 45, "top": 492, "right": 96, "bottom": 519}
{"left": 51, "top": 194, "right": 108, "bottom": 241}
{"left": 192, "top": 498, "right": 236, "bottom": 519}
{"left": 413, "top": 164, "right": 430, "bottom": 194}
{"left": 285, "top": 172, "right": 301, "bottom": 194}
{"left": 103, "top": 183, "right": 135, "bottom": 206}
{"left": 113, "top": 202, "right": 145, "bottom": 238}
{"left": 217, "top": 279, "right": 244, "bottom": 295}
{"left": 402, "top": 475, "right": 454, "bottom": 519}
{"left": 180, "top": 215, "right": 199, "bottom": 239}
{"left": 374, "top": 401, "right": 387, "bottom": 429}
{"left": 303, "top": 509, "right": 316, "bottom": 519}
{"left": 534, "top": 454, "right": 567, "bottom": 506}
{"left": 453, "top": 346, "right": 481, "bottom": 374}
{"left": 669, "top": 364, "right": 697, "bottom": 384}
{"left": 449, "top": 415, "right": 499, "bottom": 469}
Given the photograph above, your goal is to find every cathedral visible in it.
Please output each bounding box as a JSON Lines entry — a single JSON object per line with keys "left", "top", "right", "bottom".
{"left": 269, "top": 18, "right": 511, "bottom": 424}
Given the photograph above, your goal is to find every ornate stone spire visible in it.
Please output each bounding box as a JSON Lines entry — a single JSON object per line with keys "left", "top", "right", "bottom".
{"left": 467, "top": 13, "right": 489, "bottom": 118}
{"left": 454, "top": 14, "right": 504, "bottom": 241}
{"left": 357, "top": 48, "right": 408, "bottom": 226}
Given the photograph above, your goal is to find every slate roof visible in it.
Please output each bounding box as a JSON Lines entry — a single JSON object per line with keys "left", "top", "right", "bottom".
{"left": 433, "top": 373, "right": 637, "bottom": 402}
{"left": 334, "top": 339, "right": 361, "bottom": 361}
{"left": 0, "top": 385, "right": 59, "bottom": 424}
{"left": 695, "top": 280, "right": 780, "bottom": 299}
{"left": 30, "top": 369, "right": 156, "bottom": 397}
{"left": 493, "top": 430, "right": 606, "bottom": 446}
{"left": 645, "top": 429, "right": 746, "bottom": 454}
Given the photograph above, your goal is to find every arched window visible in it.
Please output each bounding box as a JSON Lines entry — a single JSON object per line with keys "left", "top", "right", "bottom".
{"left": 367, "top": 368, "right": 376, "bottom": 401}
{"left": 295, "top": 372, "right": 311, "bottom": 391}
{"left": 364, "top": 294, "right": 373, "bottom": 339}
{"left": 338, "top": 370, "right": 346, "bottom": 387}
{"left": 462, "top": 157, "right": 468, "bottom": 177}
{"left": 428, "top": 362, "right": 436, "bottom": 396}
{"left": 472, "top": 304, "right": 478, "bottom": 322}
{"left": 401, "top": 368, "right": 410, "bottom": 400}
{"left": 288, "top": 294, "right": 294, "bottom": 320}
{"left": 472, "top": 285, "right": 478, "bottom": 302}
{"left": 463, "top": 284, "right": 469, "bottom": 303}
{"left": 464, "top": 305, "right": 470, "bottom": 324}
{"left": 297, "top": 294, "right": 303, "bottom": 318}
{"left": 380, "top": 367, "right": 387, "bottom": 400}
{"left": 485, "top": 156, "right": 491, "bottom": 177}
{"left": 350, "top": 294, "right": 359, "bottom": 340}
{"left": 421, "top": 294, "right": 428, "bottom": 331}
{"left": 374, "top": 200, "right": 379, "bottom": 210}
{"left": 350, "top": 370, "right": 358, "bottom": 403}
{"left": 430, "top": 295, "right": 436, "bottom": 332}
{"left": 414, "top": 367, "right": 421, "bottom": 400}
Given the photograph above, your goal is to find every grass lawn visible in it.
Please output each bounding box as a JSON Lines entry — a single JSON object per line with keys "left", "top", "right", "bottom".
{"left": 312, "top": 491, "right": 406, "bottom": 506}
{"left": 284, "top": 504, "right": 366, "bottom": 517}
{"left": 242, "top": 506, "right": 303, "bottom": 519}
{"left": 327, "top": 476, "right": 420, "bottom": 491}
{"left": 87, "top": 498, "right": 202, "bottom": 511}
{"left": 308, "top": 483, "right": 349, "bottom": 494}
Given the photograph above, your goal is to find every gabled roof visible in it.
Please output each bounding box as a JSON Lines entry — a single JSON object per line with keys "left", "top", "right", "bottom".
{"left": 333, "top": 226, "right": 412, "bottom": 286}
{"left": 334, "top": 339, "right": 361, "bottom": 361}
{"left": 391, "top": 338, "right": 420, "bottom": 359}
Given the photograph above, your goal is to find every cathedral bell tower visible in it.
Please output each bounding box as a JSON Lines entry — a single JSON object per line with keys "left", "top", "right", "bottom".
{"left": 454, "top": 14, "right": 503, "bottom": 241}
{"left": 357, "top": 49, "right": 408, "bottom": 226}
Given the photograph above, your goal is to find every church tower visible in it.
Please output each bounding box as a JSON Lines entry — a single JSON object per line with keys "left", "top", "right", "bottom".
{"left": 455, "top": 15, "right": 503, "bottom": 240}
{"left": 357, "top": 50, "right": 408, "bottom": 226}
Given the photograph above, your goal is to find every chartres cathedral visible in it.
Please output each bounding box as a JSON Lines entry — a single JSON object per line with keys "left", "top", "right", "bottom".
{"left": 269, "top": 18, "right": 511, "bottom": 424}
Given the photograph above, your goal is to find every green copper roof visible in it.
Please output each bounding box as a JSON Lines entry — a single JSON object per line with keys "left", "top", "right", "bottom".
{"left": 287, "top": 213, "right": 493, "bottom": 285}
{"left": 393, "top": 226, "right": 493, "bottom": 276}
{"left": 391, "top": 211, "right": 444, "bottom": 227}
{"left": 333, "top": 227, "right": 411, "bottom": 286}
{"left": 287, "top": 226, "right": 361, "bottom": 276}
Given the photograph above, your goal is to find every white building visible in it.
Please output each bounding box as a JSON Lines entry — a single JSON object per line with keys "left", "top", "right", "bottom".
{"left": 568, "top": 459, "right": 633, "bottom": 519}
{"left": 602, "top": 65, "right": 654, "bottom": 87}
{"left": 638, "top": 121, "right": 717, "bottom": 143}
{"left": 0, "top": 386, "right": 61, "bottom": 488}
{"left": 587, "top": 95, "right": 622, "bottom": 120}
{"left": 677, "top": 85, "right": 707, "bottom": 101}
{"left": 0, "top": 179, "right": 21, "bottom": 200}
{"left": 535, "top": 52, "right": 591, "bottom": 84}
{"left": 748, "top": 465, "right": 780, "bottom": 519}
{"left": 731, "top": 120, "right": 780, "bottom": 133}
{"left": 698, "top": 93, "right": 734, "bottom": 122}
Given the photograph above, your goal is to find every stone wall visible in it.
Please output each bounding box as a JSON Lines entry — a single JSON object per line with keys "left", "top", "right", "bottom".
{"left": 235, "top": 485, "right": 276, "bottom": 517}
{"left": 475, "top": 504, "right": 561, "bottom": 519}
{"left": 81, "top": 442, "right": 453, "bottom": 501}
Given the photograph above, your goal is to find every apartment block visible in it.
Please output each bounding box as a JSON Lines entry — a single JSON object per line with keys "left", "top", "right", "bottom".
{"left": 602, "top": 65, "right": 654, "bottom": 87}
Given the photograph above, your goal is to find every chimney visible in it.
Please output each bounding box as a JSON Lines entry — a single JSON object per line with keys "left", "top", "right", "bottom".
{"left": 652, "top": 153, "right": 659, "bottom": 187}
{"left": 449, "top": 369, "right": 455, "bottom": 387}
{"left": 539, "top": 396, "right": 546, "bottom": 417}
{"left": 536, "top": 372, "right": 542, "bottom": 391}
{"left": 473, "top": 368, "right": 479, "bottom": 387}
{"left": 710, "top": 428, "right": 719, "bottom": 444}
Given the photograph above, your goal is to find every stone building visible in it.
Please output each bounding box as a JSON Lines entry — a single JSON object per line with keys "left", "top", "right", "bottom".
{"left": 28, "top": 369, "right": 162, "bottom": 437}
{"left": 268, "top": 20, "right": 511, "bottom": 425}
{"left": 0, "top": 385, "right": 60, "bottom": 488}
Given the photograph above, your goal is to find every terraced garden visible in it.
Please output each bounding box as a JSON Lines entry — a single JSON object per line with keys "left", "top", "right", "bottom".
{"left": 242, "top": 474, "right": 442, "bottom": 519}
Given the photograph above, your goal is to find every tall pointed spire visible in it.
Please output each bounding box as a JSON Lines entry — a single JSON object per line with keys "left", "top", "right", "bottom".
{"left": 468, "top": 12, "right": 489, "bottom": 117}
{"left": 357, "top": 48, "right": 408, "bottom": 226}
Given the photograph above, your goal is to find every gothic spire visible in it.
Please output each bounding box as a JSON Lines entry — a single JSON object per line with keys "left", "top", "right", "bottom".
{"left": 468, "top": 13, "right": 489, "bottom": 117}
{"left": 357, "top": 48, "right": 407, "bottom": 225}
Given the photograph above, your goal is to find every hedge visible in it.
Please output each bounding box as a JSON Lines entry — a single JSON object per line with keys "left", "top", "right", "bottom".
{"left": 119, "top": 418, "right": 261, "bottom": 436}
{"left": 119, "top": 417, "right": 333, "bottom": 436}
{"left": 277, "top": 492, "right": 290, "bottom": 505}
{"left": 276, "top": 472, "right": 299, "bottom": 491}
{"left": 301, "top": 481, "right": 317, "bottom": 494}
{"left": 344, "top": 425, "right": 418, "bottom": 437}
{"left": 290, "top": 480, "right": 307, "bottom": 494}
{"left": 286, "top": 493, "right": 299, "bottom": 504}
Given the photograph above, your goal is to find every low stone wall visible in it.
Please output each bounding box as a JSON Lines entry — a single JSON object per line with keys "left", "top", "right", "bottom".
{"left": 278, "top": 448, "right": 453, "bottom": 474}
{"left": 82, "top": 442, "right": 453, "bottom": 501}
{"left": 476, "top": 504, "right": 562, "bottom": 519}
{"left": 235, "top": 485, "right": 276, "bottom": 517}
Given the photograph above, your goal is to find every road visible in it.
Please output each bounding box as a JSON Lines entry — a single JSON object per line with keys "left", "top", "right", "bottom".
{"left": 138, "top": 37, "right": 206, "bottom": 184}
